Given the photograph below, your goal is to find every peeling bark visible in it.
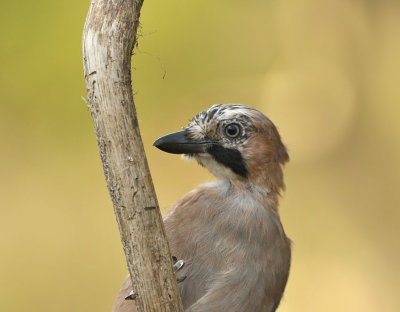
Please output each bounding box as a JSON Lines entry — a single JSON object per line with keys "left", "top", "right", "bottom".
{"left": 82, "top": 1, "right": 183, "bottom": 311}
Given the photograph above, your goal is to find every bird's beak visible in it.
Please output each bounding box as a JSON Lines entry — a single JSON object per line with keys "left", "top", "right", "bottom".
{"left": 153, "top": 130, "right": 208, "bottom": 154}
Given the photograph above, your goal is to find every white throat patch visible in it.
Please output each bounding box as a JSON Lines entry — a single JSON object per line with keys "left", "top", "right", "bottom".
{"left": 183, "top": 153, "right": 237, "bottom": 180}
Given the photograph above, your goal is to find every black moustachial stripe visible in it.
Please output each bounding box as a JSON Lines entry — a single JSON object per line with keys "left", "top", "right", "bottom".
{"left": 207, "top": 144, "right": 248, "bottom": 177}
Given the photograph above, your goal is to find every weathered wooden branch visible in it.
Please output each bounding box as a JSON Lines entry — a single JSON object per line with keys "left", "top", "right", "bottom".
{"left": 82, "top": 1, "right": 183, "bottom": 311}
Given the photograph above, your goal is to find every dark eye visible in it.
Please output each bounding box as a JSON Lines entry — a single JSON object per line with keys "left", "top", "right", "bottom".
{"left": 224, "top": 123, "right": 241, "bottom": 138}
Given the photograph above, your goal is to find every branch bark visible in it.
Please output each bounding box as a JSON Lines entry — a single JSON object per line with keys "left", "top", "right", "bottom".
{"left": 82, "top": 1, "right": 183, "bottom": 311}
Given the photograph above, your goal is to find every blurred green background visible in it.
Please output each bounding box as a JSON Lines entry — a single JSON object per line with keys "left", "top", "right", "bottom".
{"left": 1, "top": 0, "right": 399, "bottom": 311}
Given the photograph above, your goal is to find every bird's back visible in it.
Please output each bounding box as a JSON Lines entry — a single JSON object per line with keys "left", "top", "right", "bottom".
{"left": 164, "top": 181, "right": 291, "bottom": 311}
{"left": 112, "top": 181, "right": 290, "bottom": 312}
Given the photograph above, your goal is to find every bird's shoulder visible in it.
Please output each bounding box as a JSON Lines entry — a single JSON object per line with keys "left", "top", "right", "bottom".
{"left": 164, "top": 181, "right": 229, "bottom": 222}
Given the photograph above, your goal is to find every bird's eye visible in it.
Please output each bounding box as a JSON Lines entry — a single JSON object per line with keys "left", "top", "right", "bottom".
{"left": 224, "top": 123, "right": 241, "bottom": 138}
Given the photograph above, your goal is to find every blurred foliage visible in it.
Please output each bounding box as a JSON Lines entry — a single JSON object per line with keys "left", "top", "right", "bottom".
{"left": 0, "top": 0, "right": 399, "bottom": 311}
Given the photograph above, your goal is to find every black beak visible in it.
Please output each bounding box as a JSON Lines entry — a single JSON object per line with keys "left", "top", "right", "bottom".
{"left": 153, "top": 130, "right": 209, "bottom": 154}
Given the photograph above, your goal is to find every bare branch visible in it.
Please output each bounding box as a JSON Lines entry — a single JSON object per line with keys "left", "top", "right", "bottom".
{"left": 82, "top": 0, "right": 183, "bottom": 311}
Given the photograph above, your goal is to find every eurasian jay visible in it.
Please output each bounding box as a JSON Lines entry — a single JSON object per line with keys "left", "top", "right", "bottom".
{"left": 112, "top": 104, "right": 291, "bottom": 312}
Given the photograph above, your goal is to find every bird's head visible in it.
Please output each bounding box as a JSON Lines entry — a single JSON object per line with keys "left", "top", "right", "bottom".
{"left": 154, "top": 104, "right": 289, "bottom": 193}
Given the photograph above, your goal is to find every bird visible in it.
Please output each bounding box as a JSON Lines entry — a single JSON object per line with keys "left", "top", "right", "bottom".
{"left": 112, "top": 104, "right": 291, "bottom": 312}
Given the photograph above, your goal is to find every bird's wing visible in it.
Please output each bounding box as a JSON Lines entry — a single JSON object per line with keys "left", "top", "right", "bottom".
{"left": 111, "top": 275, "right": 137, "bottom": 312}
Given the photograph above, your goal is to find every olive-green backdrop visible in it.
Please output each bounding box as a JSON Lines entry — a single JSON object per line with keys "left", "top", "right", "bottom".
{"left": 1, "top": 0, "right": 399, "bottom": 311}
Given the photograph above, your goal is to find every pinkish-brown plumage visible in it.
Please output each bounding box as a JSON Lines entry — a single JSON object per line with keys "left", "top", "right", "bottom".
{"left": 112, "top": 104, "right": 291, "bottom": 312}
